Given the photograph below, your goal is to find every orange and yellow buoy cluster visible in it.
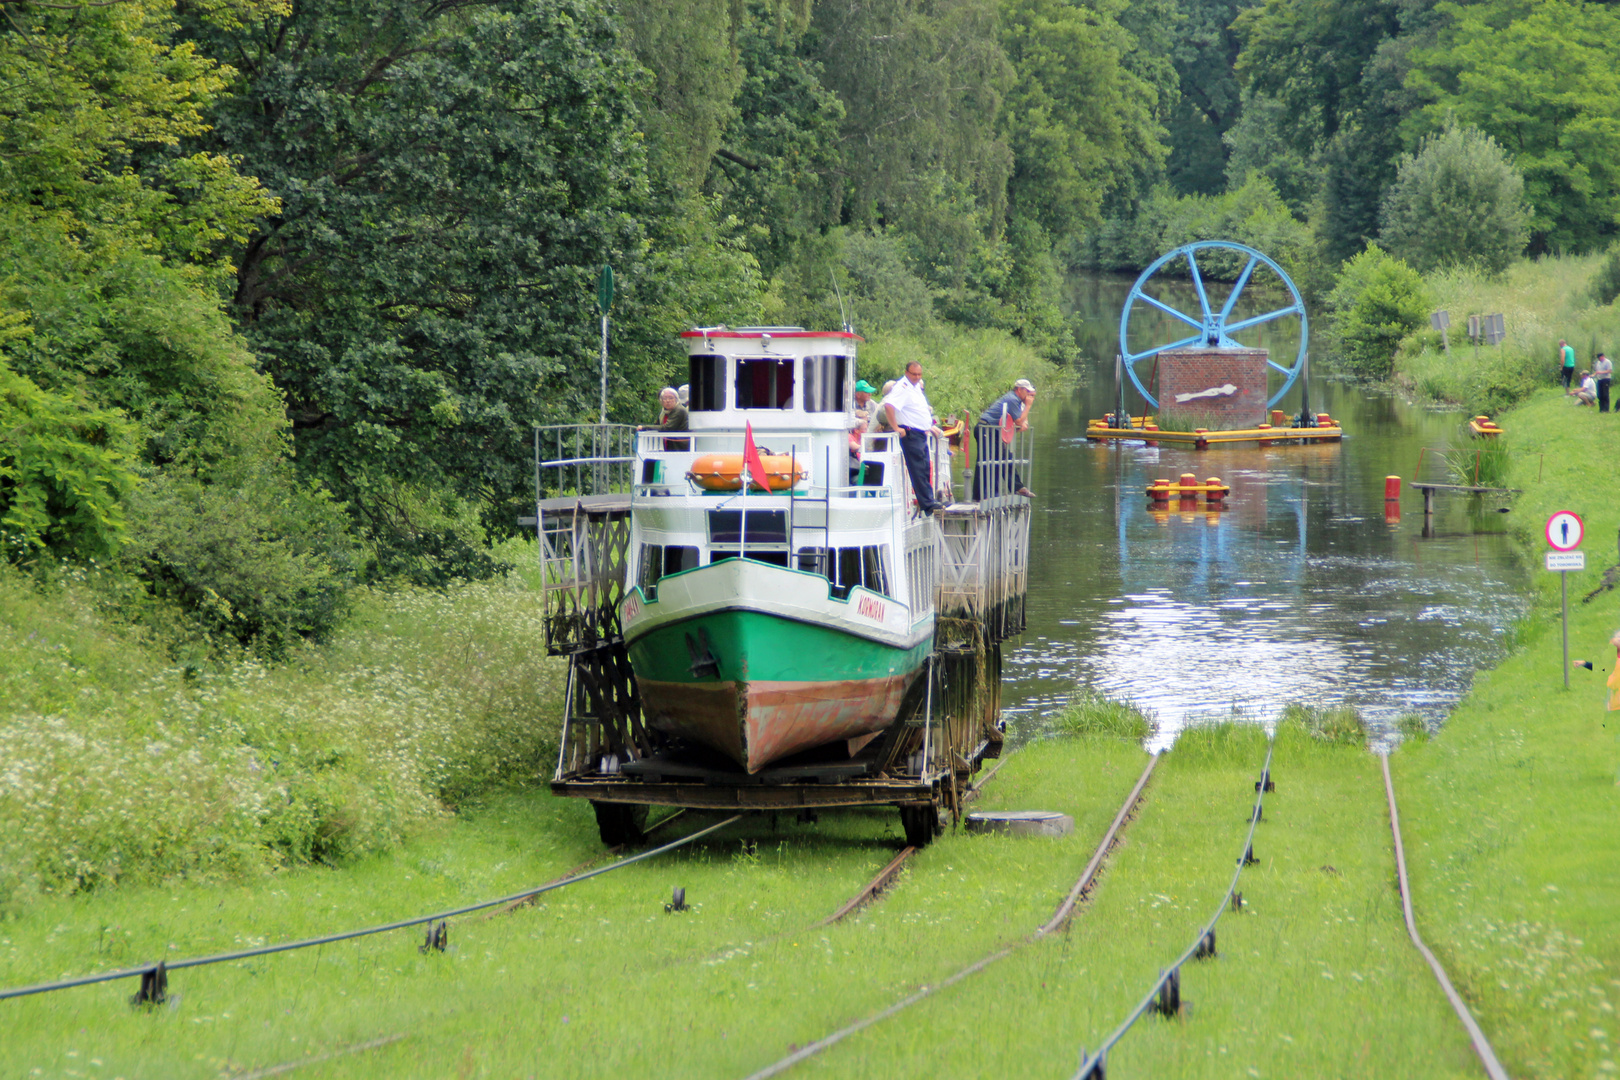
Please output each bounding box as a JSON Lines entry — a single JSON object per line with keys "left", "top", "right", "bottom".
{"left": 1468, "top": 415, "right": 1502, "bottom": 438}
{"left": 1147, "top": 473, "right": 1231, "bottom": 503}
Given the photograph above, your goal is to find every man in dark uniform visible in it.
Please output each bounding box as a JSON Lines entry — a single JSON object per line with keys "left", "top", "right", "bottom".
{"left": 972, "top": 379, "right": 1036, "bottom": 500}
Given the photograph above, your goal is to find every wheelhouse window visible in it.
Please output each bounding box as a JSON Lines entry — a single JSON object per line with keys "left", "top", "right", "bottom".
{"left": 707, "top": 509, "right": 788, "bottom": 545}
{"left": 637, "top": 544, "right": 699, "bottom": 600}
{"left": 689, "top": 354, "right": 726, "bottom": 411}
{"left": 735, "top": 358, "right": 794, "bottom": 409}
{"left": 795, "top": 544, "right": 891, "bottom": 599}
{"left": 801, "top": 355, "right": 850, "bottom": 412}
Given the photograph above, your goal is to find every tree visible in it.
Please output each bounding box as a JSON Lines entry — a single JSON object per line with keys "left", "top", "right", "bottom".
{"left": 707, "top": 4, "right": 846, "bottom": 278}
{"left": 1406, "top": 0, "right": 1620, "bottom": 254}
{"left": 1222, "top": 91, "right": 1321, "bottom": 214}
{"left": 184, "top": 0, "right": 660, "bottom": 538}
{"left": 0, "top": 0, "right": 358, "bottom": 653}
{"left": 1165, "top": 0, "right": 1244, "bottom": 196}
{"left": 0, "top": 357, "right": 138, "bottom": 563}
{"left": 808, "top": 0, "right": 1014, "bottom": 235}
{"left": 1233, "top": 0, "right": 1438, "bottom": 264}
{"left": 1379, "top": 121, "right": 1528, "bottom": 273}
{"left": 1000, "top": 0, "right": 1169, "bottom": 238}
{"left": 1326, "top": 243, "right": 1430, "bottom": 377}
{"left": 619, "top": 0, "right": 746, "bottom": 193}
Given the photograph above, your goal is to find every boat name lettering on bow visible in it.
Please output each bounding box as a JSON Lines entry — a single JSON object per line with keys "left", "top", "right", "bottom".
{"left": 856, "top": 596, "right": 887, "bottom": 622}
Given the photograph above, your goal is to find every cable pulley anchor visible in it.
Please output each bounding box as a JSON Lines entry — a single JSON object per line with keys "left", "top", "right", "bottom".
{"left": 1241, "top": 844, "right": 1259, "bottom": 866}
{"left": 1076, "top": 1048, "right": 1106, "bottom": 1079}
{"left": 1193, "top": 930, "right": 1217, "bottom": 960}
{"left": 129, "top": 962, "right": 167, "bottom": 1008}
{"left": 419, "top": 920, "right": 448, "bottom": 953}
{"left": 1255, "top": 770, "right": 1275, "bottom": 793}
{"left": 1149, "top": 968, "right": 1182, "bottom": 1017}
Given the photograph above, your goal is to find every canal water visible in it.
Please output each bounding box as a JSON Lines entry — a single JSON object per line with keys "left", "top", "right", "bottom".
{"left": 1001, "top": 273, "right": 1528, "bottom": 749}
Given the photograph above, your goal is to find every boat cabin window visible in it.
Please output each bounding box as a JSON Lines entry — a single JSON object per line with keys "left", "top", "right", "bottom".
{"left": 735, "top": 358, "right": 794, "bottom": 409}
{"left": 711, "top": 550, "right": 790, "bottom": 568}
{"left": 801, "top": 355, "right": 850, "bottom": 412}
{"left": 637, "top": 544, "right": 699, "bottom": 600}
{"left": 707, "top": 509, "right": 787, "bottom": 545}
{"left": 795, "top": 544, "right": 891, "bottom": 599}
{"left": 688, "top": 354, "right": 726, "bottom": 411}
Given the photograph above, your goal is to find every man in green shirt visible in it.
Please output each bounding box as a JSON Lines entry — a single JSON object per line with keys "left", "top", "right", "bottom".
{"left": 1559, "top": 339, "right": 1576, "bottom": 389}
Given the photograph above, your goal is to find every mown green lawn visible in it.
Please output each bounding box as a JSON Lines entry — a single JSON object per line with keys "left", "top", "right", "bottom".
{"left": 1393, "top": 384, "right": 1620, "bottom": 1079}
{"left": 4, "top": 719, "right": 1490, "bottom": 1080}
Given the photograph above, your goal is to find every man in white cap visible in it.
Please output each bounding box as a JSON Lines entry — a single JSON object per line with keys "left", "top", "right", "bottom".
{"left": 881, "top": 361, "right": 942, "bottom": 514}
{"left": 972, "top": 379, "right": 1036, "bottom": 500}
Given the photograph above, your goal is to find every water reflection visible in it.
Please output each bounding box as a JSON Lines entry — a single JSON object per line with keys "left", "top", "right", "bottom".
{"left": 1005, "top": 276, "right": 1526, "bottom": 749}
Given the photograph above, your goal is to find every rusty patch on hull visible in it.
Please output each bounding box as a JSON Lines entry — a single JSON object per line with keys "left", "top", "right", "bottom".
{"left": 639, "top": 671, "right": 921, "bottom": 773}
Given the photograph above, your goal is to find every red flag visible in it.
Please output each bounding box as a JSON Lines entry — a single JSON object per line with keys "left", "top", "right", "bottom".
{"left": 1000, "top": 408, "right": 1015, "bottom": 445}
{"left": 742, "top": 421, "right": 772, "bottom": 492}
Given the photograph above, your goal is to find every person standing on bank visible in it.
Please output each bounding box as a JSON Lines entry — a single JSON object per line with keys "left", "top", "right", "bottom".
{"left": 1594, "top": 351, "right": 1613, "bottom": 413}
{"left": 972, "top": 379, "right": 1036, "bottom": 500}
{"left": 1558, "top": 339, "right": 1576, "bottom": 389}
{"left": 882, "top": 361, "right": 942, "bottom": 515}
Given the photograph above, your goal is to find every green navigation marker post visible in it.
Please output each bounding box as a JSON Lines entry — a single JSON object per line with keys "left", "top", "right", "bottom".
{"left": 598, "top": 265, "right": 613, "bottom": 425}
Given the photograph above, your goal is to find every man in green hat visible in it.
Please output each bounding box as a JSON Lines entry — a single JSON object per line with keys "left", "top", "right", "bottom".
{"left": 853, "top": 379, "right": 878, "bottom": 423}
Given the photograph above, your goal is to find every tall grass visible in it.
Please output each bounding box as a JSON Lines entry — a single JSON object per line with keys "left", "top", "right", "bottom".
{"left": 1438, "top": 444, "right": 1513, "bottom": 487}
{"left": 0, "top": 555, "right": 564, "bottom": 910}
{"left": 1394, "top": 253, "right": 1620, "bottom": 412}
{"left": 1155, "top": 405, "right": 1251, "bottom": 432}
{"left": 1053, "top": 687, "right": 1154, "bottom": 740}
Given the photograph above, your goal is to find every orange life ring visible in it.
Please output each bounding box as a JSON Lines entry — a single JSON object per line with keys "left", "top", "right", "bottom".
{"left": 686, "top": 453, "right": 808, "bottom": 492}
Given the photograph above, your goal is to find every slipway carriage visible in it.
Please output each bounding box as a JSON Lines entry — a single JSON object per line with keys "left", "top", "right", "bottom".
{"left": 533, "top": 328, "right": 1032, "bottom": 847}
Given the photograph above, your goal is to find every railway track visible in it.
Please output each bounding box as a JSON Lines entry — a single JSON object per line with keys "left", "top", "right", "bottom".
{"left": 1071, "top": 742, "right": 1276, "bottom": 1076}
{"left": 1383, "top": 755, "right": 1511, "bottom": 1080}
{"left": 740, "top": 752, "right": 1161, "bottom": 1080}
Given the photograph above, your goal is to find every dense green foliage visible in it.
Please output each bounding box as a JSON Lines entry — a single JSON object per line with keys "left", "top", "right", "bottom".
{"left": 0, "top": 558, "right": 563, "bottom": 906}
{"left": 1379, "top": 122, "right": 1529, "bottom": 274}
{"left": 1325, "top": 244, "right": 1430, "bottom": 378}
{"left": 1393, "top": 252, "right": 1620, "bottom": 412}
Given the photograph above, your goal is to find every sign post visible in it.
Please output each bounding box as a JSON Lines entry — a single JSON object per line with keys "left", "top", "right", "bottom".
{"left": 1546, "top": 511, "right": 1585, "bottom": 688}
{"left": 597, "top": 264, "right": 614, "bottom": 425}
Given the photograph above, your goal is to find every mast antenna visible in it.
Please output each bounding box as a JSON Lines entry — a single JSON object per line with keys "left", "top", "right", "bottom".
{"left": 830, "top": 270, "right": 852, "bottom": 334}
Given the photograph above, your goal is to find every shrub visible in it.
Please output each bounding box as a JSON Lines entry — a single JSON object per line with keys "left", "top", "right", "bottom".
{"left": 1053, "top": 687, "right": 1153, "bottom": 740}
{"left": 1380, "top": 121, "right": 1529, "bottom": 275}
{"left": 118, "top": 471, "right": 356, "bottom": 659}
{"left": 1277, "top": 703, "right": 1368, "bottom": 747}
{"left": 1326, "top": 244, "right": 1432, "bottom": 378}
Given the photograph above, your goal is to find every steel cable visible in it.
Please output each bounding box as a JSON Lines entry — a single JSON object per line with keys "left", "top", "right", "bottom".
{"left": 1071, "top": 739, "right": 1275, "bottom": 1078}
{"left": 0, "top": 813, "right": 741, "bottom": 1002}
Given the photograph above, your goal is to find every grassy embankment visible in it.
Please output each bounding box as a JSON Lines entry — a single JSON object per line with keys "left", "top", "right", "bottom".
{"left": 1396, "top": 252, "right": 1620, "bottom": 413}
{"left": 3, "top": 695, "right": 1492, "bottom": 1079}
{"left": 1391, "top": 384, "right": 1620, "bottom": 1080}
{"left": 0, "top": 556, "right": 566, "bottom": 912}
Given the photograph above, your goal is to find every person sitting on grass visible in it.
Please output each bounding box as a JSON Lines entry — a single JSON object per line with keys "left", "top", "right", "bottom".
{"left": 1569, "top": 370, "right": 1598, "bottom": 406}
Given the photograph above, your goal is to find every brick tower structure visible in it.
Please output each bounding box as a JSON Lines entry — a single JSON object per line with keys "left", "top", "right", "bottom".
{"left": 1157, "top": 347, "right": 1267, "bottom": 428}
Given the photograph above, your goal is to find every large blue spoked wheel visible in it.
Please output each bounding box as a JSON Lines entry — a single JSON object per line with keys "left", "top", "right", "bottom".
{"left": 1119, "top": 241, "right": 1308, "bottom": 411}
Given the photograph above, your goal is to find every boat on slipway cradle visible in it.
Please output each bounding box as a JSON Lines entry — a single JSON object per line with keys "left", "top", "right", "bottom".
{"left": 533, "top": 327, "right": 1033, "bottom": 847}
